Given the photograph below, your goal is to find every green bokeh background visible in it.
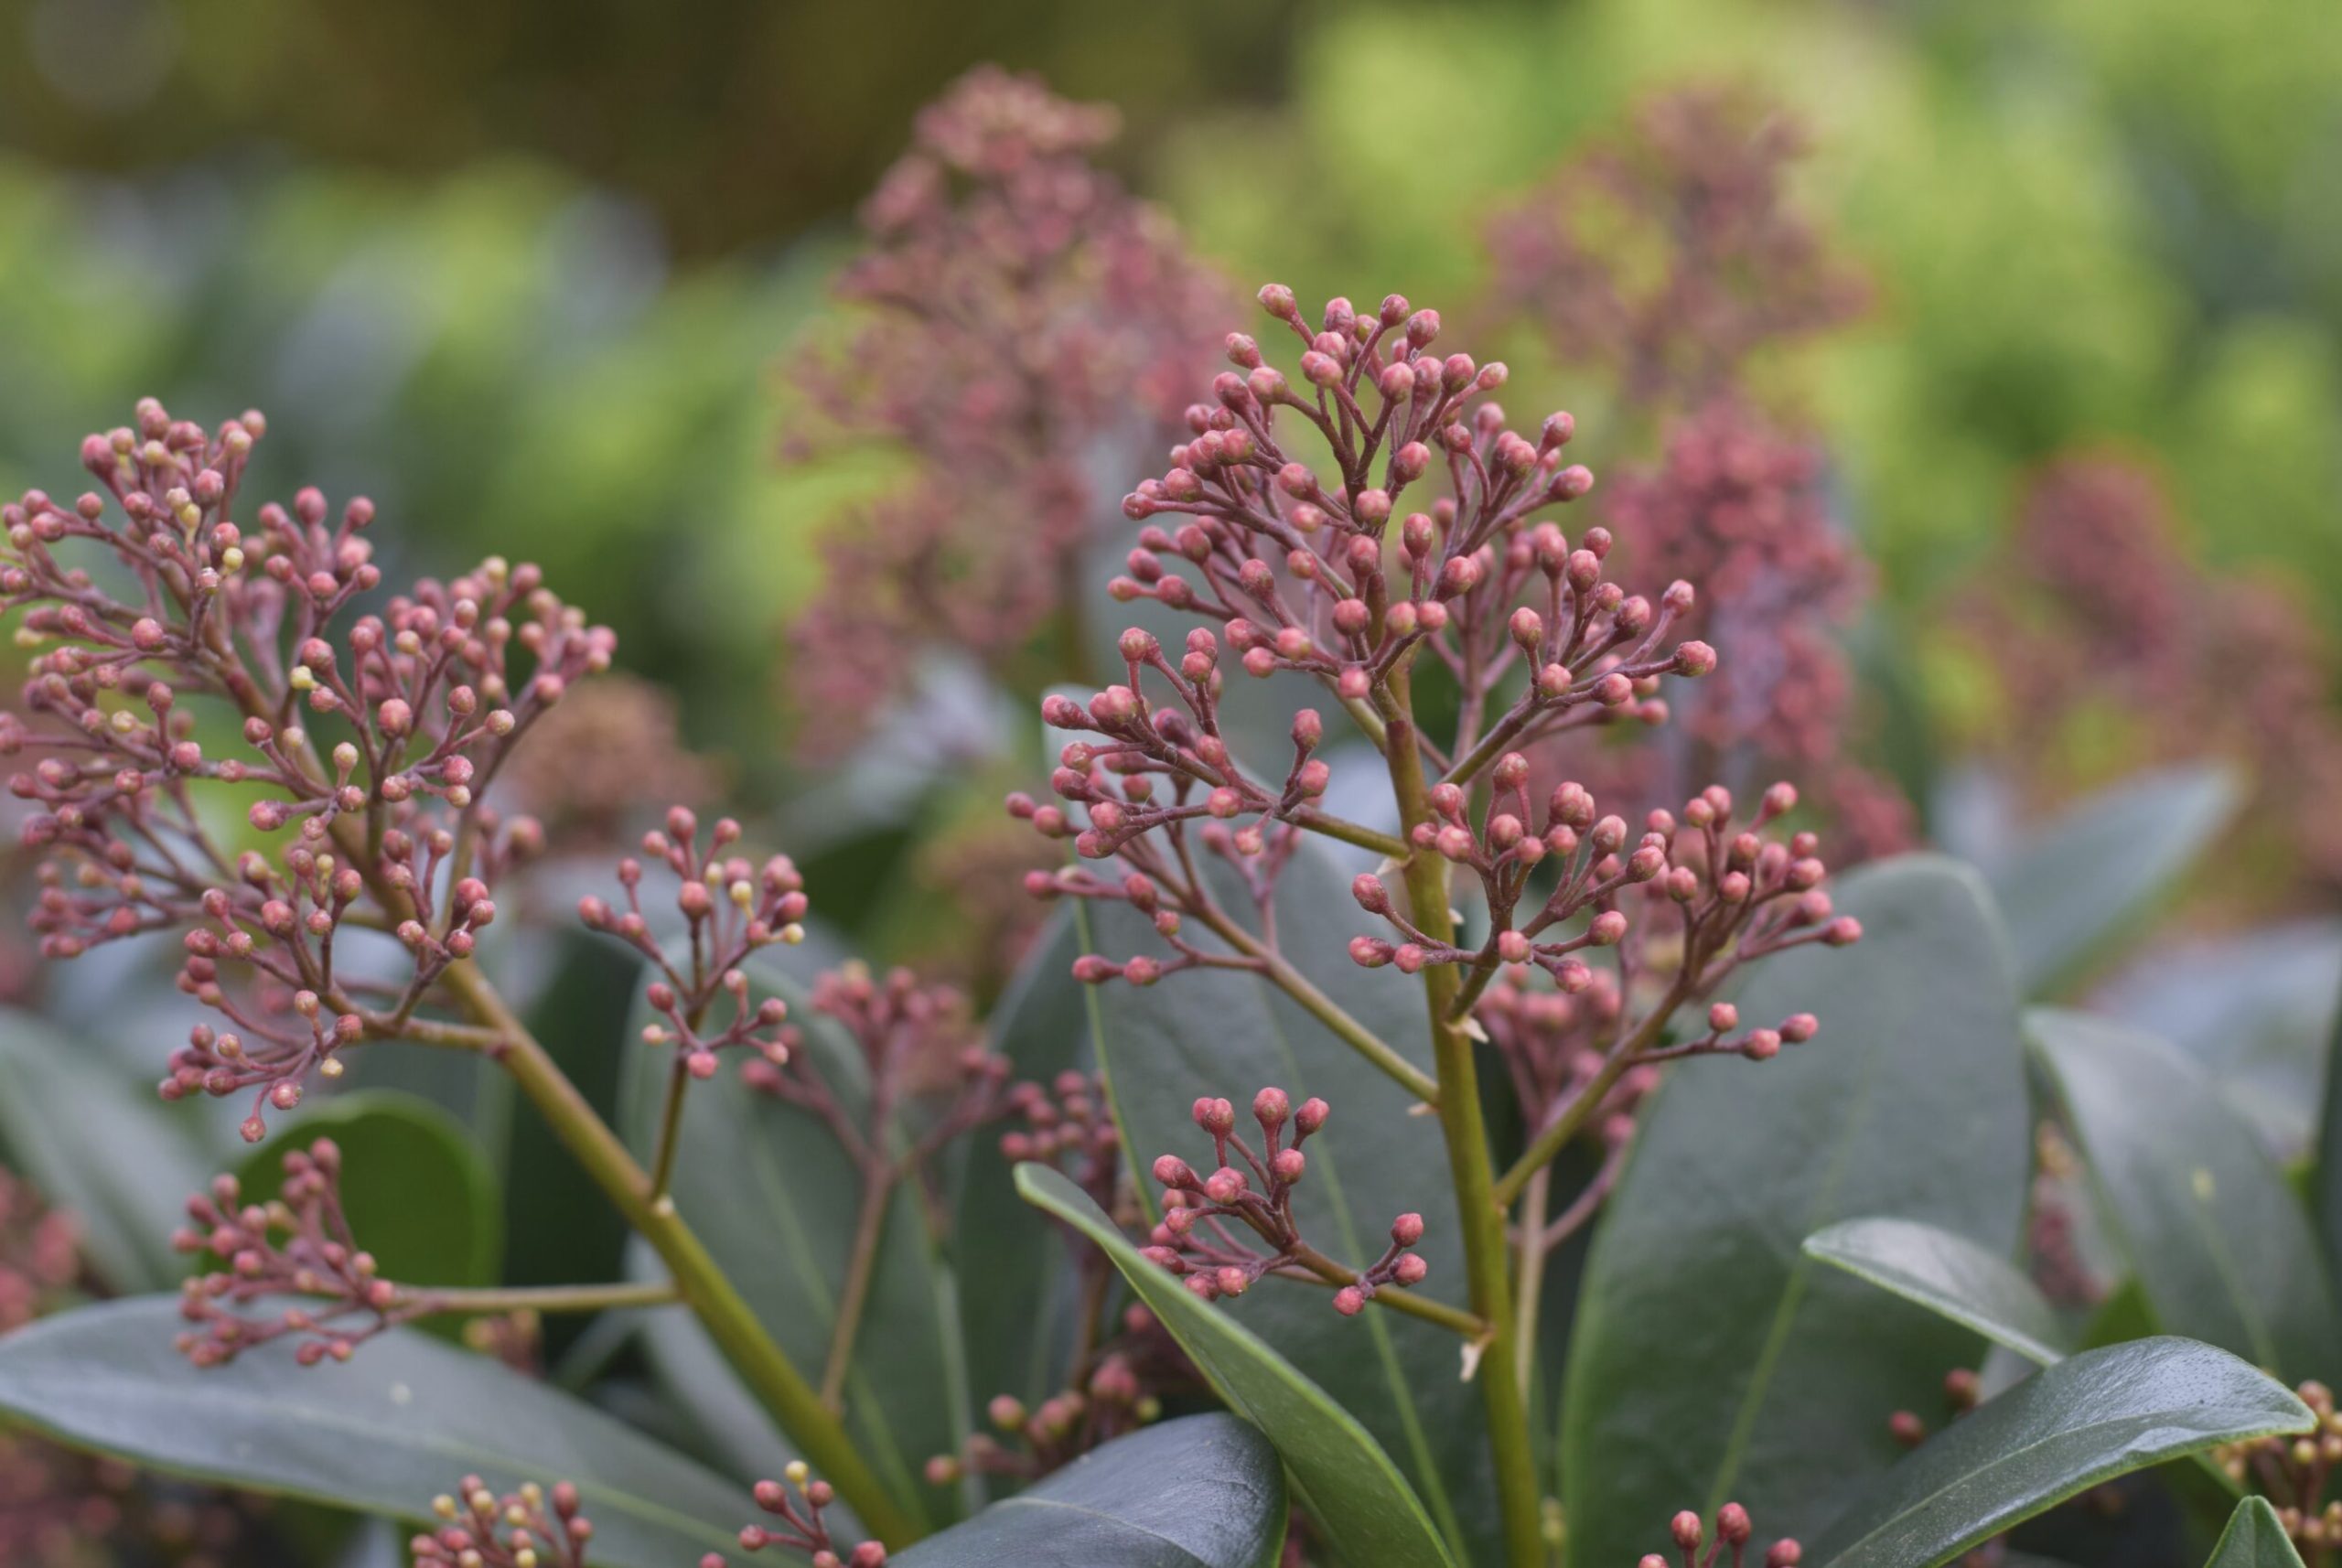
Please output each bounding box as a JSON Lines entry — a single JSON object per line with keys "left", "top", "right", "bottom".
{"left": 0, "top": 0, "right": 2333, "bottom": 940}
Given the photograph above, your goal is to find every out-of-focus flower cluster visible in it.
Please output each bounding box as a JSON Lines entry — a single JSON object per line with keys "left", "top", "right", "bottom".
{"left": 2216, "top": 1379, "right": 2342, "bottom": 1556}
{"left": 742, "top": 961, "right": 1012, "bottom": 1201}
{"left": 1590, "top": 403, "right": 1912, "bottom": 856}
{"left": 1484, "top": 83, "right": 1867, "bottom": 413}
{"left": 785, "top": 66, "right": 1229, "bottom": 753}
{"left": 1959, "top": 451, "right": 2342, "bottom": 891}
{"left": 2, "top": 400, "right": 615, "bottom": 1141}
{"left": 412, "top": 1477, "right": 591, "bottom": 1568}
{"left": 0, "top": 1165, "right": 78, "bottom": 1333}
{"left": 496, "top": 672, "right": 717, "bottom": 843}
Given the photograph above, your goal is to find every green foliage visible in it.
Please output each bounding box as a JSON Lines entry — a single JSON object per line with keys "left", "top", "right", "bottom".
{"left": 1803, "top": 1217, "right": 2070, "bottom": 1367}
{"left": 618, "top": 972, "right": 967, "bottom": 1531}
{"left": 0, "top": 1296, "right": 747, "bottom": 1568}
{"left": 892, "top": 1414, "right": 1287, "bottom": 1568}
{"left": 235, "top": 1091, "right": 500, "bottom": 1290}
{"left": 2030, "top": 1010, "right": 2342, "bottom": 1381}
{"left": 1810, "top": 1338, "right": 2312, "bottom": 1568}
{"left": 1078, "top": 840, "right": 1491, "bottom": 1563}
{"left": 0, "top": 1009, "right": 209, "bottom": 1294}
{"left": 1982, "top": 766, "right": 2240, "bottom": 997}
{"left": 1561, "top": 857, "right": 2030, "bottom": 1560}
{"left": 1017, "top": 1165, "right": 1457, "bottom": 1568}
{"left": 2202, "top": 1498, "right": 2309, "bottom": 1568}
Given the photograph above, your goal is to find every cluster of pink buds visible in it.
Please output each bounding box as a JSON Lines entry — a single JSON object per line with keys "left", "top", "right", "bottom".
{"left": 579, "top": 807, "right": 809, "bottom": 1079}
{"left": 1015, "top": 287, "right": 1724, "bottom": 989}
{"left": 171, "top": 1138, "right": 426, "bottom": 1367}
{"left": 742, "top": 963, "right": 1011, "bottom": 1187}
{"left": 1355, "top": 772, "right": 1854, "bottom": 1004}
{"left": 1483, "top": 83, "right": 1866, "bottom": 413}
{"left": 784, "top": 67, "right": 1226, "bottom": 752}
{"left": 1142, "top": 1090, "right": 1423, "bottom": 1316}
{"left": 1642, "top": 1503, "right": 1800, "bottom": 1568}
{"left": 707, "top": 1461, "right": 885, "bottom": 1567}
{"left": 0, "top": 1167, "right": 79, "bottom": 1335}
{"left": 1000, "top": 1069, "right": 1122, "bottom": 1213}
{"left": 928, "top": 1359, "right": 1158, "bottom": 1486}
{"left": 413, "top": 1477, "right": 590, "bottom": 1568}
{"left": 2, "top": 400, "right": 614, "bottom": 1140}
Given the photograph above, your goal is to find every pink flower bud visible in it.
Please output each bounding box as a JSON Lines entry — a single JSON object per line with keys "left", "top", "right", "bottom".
{"left": 1333, "top": 1286, "right": 1366, "bottom": 1316}
{"left": 1391, "top": 1212, "right": 1424, "bottom": 1246}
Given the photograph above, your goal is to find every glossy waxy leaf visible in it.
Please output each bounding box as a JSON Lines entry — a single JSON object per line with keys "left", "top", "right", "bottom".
{"left": 236, "top": 1091, "right": 500, "bottom": 1289}
{"left": 2317, "top": 974, "right": 2342, "bottom": 1294}
{"left": 1016, "top": 1164, "right": 1456, "bottom": 1568}
{"left": 892, "top": 1413, "right": 1285, "bottom": 1567}
{"left": 621, "top": 972, "right": 965, "bottom": 1532}
{"left": 0, "top": 1296, "right": 745, "bottom": 1568}
{"left": 1803, "top": 1217, "right": 2069, "bottom": 1365}
{"left": 1984, "top": 764, "right": 2239, "bottom": 996}
{"left": 1078, "top": 837, "right": 1489, "bottom": 1563}
{"left": 2203, "top": 1497, "right": 2308, "bottom": 1568}
{"left": 2030, "top": 1009, "right": 2342, "bottom": 1380}
{"left": 1562, "top": 856, "right": 2030, "bottom": 1562}
{"left": 952, "top": 910, "right": 1090, "bottom": 1414}
{"left": 0, "top": 1010, "right": 211, "bottom": 1294}
{"left": 1811, "top": 1337, "right": 2312, "bottom": 1568}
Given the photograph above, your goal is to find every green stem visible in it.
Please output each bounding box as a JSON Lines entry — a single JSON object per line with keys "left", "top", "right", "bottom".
{"left": 646, "top": 1053, "right": 692, "bottom": 1201}
{"left": 1190, "top": 902, "right": 1440, "bottom": 1104}
{"left": 1287, "top": 1241, "right": 1488, "bottom": 1338}
{"left": 1490, "top": 980, "right": 1686, "bottom": 1210}
{"left": 821, "top": 1164, "right": 895, "bottom": 1412}
{"left": 1291, "top": 808, "right": 1408, "bottom": 860}
{"left": 422, "top": 1280, "right": 681, "bottom": 1315}
{"left": 1380, "top": 667, "right": 1545, "bottom": 1568}
{"left": 433, "top": 962, "right": 918, "bottom": 1549}
{"left": 1512, "top": 1164, "right": 1552, "bottom": 1397}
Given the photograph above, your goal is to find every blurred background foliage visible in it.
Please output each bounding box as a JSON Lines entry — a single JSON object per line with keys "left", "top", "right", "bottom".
{"left": 0, "top": 0, "right": 2335, "bottom": 964}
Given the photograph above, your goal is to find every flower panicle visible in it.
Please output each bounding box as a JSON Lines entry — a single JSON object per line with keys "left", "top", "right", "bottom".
{"left": 1641, "top": 1501, "right": 1800, "bottom": 1568}
{"left": 1138, "top": 1087, "right": 1424, "bottom": 1317}
{"left": 712, "top": 1460, "right": 886, "bottom": 1568}
{"left": 171, "top": 1136, "right": 428, "bottom": 1367}
{"left": 413, "top": 1477, "right": 590, "bottom": 1568}
{"left": 579, "top": 805, "right": 810, "bottom": 1079}
{"left": 5, "top": 398, "right": 613, "bottom": 1141}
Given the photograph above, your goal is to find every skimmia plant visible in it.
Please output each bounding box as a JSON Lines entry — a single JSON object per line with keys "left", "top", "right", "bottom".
{"left": 0, "top": 83, "right": 2337, "bottom": 1568}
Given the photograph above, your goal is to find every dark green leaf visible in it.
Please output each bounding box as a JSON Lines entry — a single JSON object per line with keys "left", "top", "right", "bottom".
{"left": 621, "top": 973, "right": 964, "bottom": 1532}
{"left": 1016, "top": 1164, "right": 1456, "bottom": 1568}
{"left": 2109, "top": 919, "right": 2341, "bottom": 1155}
{"left": 2030, "top": 1008, "right": 2342, "bottom": 1380}
{"left": 1810, "top": 1337, "right": 2311, "bottom": 1568}
{"left": 1984, "top": 764, "right": 2239, "bottom": 997}
{"left": 1562, "top": 855, "right": 2031, "bottom": 1562}
{"left": 1080, "top": 838, "right": 1491, "bottom": 1563}
{"left": 237, "top": 1091, "right": 500, "bottom": 1289}
{"left": 892, "top": 1413, "right": 1285, "bottom": 1567}
{"left": 1803, "top": 1217, "right": 2069, "bottom": 1365}
{"left": 2204, "top": 1497, "right": 2308, "bottom": 1568}
{"left": 2316, "top": 966, "right": 2342, "bottom": 1295}
{"left": 952, "top": 910, "right": 1090, "bottom": 1414}
{"left": 0, "top": 1296, "right": 746, "bottom": 1568}
{"left": 504, "top": 929, "right": 638, "bottom": 1309}
{"left": 628, "top": 1237, "right": 806, "bottom": 1484}
{"left": 0, "top": 1008, "right": 210, "bottom": 1294}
